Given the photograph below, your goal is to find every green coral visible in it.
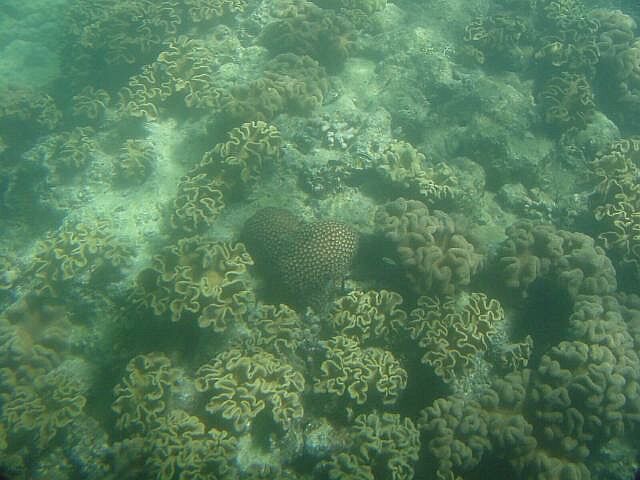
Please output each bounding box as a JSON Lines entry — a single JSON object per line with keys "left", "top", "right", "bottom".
{"left": 0, "top": 363, "right": 88, "bottom": 450}
{"left": 260, "top": 1, "right": 356, "bottom": 71}
{"left": 113, "top": 138, "right": 155, "bottom": 184}
{"left": 112, "top": 352, "right": 182, "bottom": 432}
{"left": 463, "top": 14, "right": 528, "bottom": 66}
{"left": 375, "top": 197, "right": 483, "bottom": 296}
{"left": 588, "top": 137, "right": 640, "bottom": 271}
{"left": 135, "top": 238, "right": 254, "bottom": 331}
{"left": 170, "top": 173, "right": 226, "bottom": 234}
{"left": 408, "top": 292, "right": 503, "bottom": 384}
{"left": 314, "top": 335, "right": 407, "bottom": 406}
{"left": 30, "top": 220, "right": 132, "bottom": 296}
{"left": 324, "top": 412, "right": 420, "bottom": 480}
{"left": 216, "top": 53, "right": 329, "bottom": 121}
{"left": 328, "top": 290, "right": 407, "bottom": 346}
{"left": 498, "top": 220, "right": 617, "bottom": 298}
{"left": 71, "top": 86, "right": 111, "bottom": 120}
{"left": 195, "top": 347, "right": 305, "bottom": 432}
{"left": 184, "top": 0, "right": 246, "bottom": 22}
{"left": 540, "top": 72, "right": 595, "bottom": 131}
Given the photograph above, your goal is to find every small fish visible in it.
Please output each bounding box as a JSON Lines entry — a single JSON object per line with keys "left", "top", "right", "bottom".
{"left": 381, "top": 257, "right": 397, "bottom": 266}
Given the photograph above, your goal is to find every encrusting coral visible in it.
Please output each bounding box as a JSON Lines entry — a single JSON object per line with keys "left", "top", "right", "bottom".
{"left": 134, "top": 238, "right": 254, "bottom": 331}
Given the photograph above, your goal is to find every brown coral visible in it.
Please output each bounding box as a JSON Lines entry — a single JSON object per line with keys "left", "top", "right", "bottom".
{"left": 242, "top": 208, "right": 358, "bottom": 309}
{"left": 134, "top": 238, "right": 254, "bottom": 331}
{"left": 375, "top": 197, "right": 483, "bottom": 296}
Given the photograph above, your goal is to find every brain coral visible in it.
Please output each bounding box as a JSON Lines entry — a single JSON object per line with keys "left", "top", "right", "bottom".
{"left": 242, "top": 208, "right": 359, "bottom": 310}
{"left": 195, "top": 347, "right": 305, "bottom": 432}
{"left": 375, "top": 197, "right": 483, "bottom": 296}
{"left": 134, "top": 238, "right": 254, "bottom": 330}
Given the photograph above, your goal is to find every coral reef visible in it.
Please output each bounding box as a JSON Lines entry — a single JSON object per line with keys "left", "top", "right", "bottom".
{"left": 201, "top": 120, "right": 282, "bottom": 196}
{"left": 420, "top": 292, "right": 640, "bottom": 480}
{"left": 408, "top": 292, "right": 503, "bottom": 384}
{"left": 24, "top": 126, "right": 98, "bottom": 176}
{"left": 462, "top": 14, "right": 528, "bottom": 67}
{"left": 170, "top": 173, "right": 226, "bottom": 234}
{"left": 497, "top": 220, "right": 618, "bottom": 298}
{"left": 113, "top": 138, "right": 155, "bottom": 185}
{"left": 323, "top": 412, "right": 420, "bottom": 480}
{"left": 112, "top": 352, "right": 182, "bottom": 432}
{"left": 134, "top": 238, "right": 254, "bottom": 331}
{"left": 216, "top": 53, "right": 329, "bottom": 121}
{"left": 71, "top": 86, "right": 111, "bottom": 120}
{"left": 328, "top": 289, "right": 407, "bottom": 346}
{"left": 375, "top": 198, "right": 483, "bottom": 296}
{"left": 195, "top": 347, "right": 305, "bottom": 432}
{"left": 260, "top": 1, "right": 356, "bottom": 71}
{"left": 314, "top": 335, "right": 408, "bottom": 406}
{"left": 184, "top": 0, "right": 246, "bottom": 22}
{"left": 239, "top": 302, "right": 305, "bottom": 357}
{"left": 539, "top": 72, "right": 595, "bottom": 132}
{"left": 30, "top": 220, "right": 132, "bottom": 296}
{"left": 373, "top": 140, "right": 482, "bottom": 208}
{"left": 588, "top": 137, "right": 640, "bottom": 273}
{"left": 1, "top": 362, "right": 88, "bottom": 451}
{"left": 242, "top": 208, "right": 359, "bottom": 309}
